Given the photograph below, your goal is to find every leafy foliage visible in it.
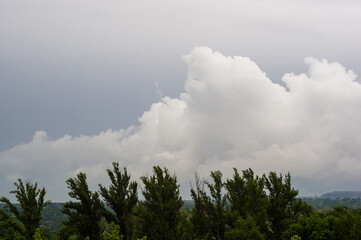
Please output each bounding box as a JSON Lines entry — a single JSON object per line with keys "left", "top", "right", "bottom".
{"left": 283, "top": 207, "right": 361, "bottom": 240}
{"left": 0, "top": 179, "right": 50, "bottom": 240}
{"left": 176, "top": 210, "right": 193, "bottom": 240}
{"left": 224, "top": 215, "right": 264, "bottom": 240}
{"left": 137, "top": 166, "right": 183, "bottom": 240}
{"left": 264, "top": 172, "right": 306, "bottom": 240}
{"left": 205, "top": 171, "right": 227, "bottom": 240}
{"left": 3, "top": 166, "right": 361, "bottom": 240}
{"left": 103, "top": 222, "right": 123, "bottom": 240}
{"left": 190, "top": 171, "right": 228, "bottom": 240}
{"left": 32, "top": 228, "right": 44, "bottom": 240}
{"left": 0, "top": 216, "right": 25, "bottom": 240}
{"left": 190, "top": 173, "right": 212, "bottom": 239}
{"left": 99, "top": 162, "right": 138, "bottom": 240}
{"left": 282, "top": 213, "right": 333, "bottom": 240}
{"left": 60, "top": 172, "right": 105, "bottom": 240}
{"left": 290, "top": 235, "right": 301, "bottom": 240}
{"left": 225, "top": 168, "right": 268, "bottom": 233}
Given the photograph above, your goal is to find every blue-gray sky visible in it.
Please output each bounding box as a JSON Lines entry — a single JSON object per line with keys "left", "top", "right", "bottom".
{"left": 1, "top": 0, "right": 361, "bottom": 201}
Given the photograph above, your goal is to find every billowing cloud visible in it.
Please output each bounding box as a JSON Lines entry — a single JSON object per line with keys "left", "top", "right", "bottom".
{"left": 1, "top": 47, "right": 361, "bottom": 201}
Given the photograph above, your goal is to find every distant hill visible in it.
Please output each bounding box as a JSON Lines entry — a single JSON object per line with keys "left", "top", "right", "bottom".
{"left": 320, "top": 191, "right": 361, "bottom": 199}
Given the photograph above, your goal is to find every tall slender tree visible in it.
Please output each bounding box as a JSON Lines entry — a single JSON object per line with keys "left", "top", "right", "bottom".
{"left": 61, "top": 172, "right": 105, "bottom": 240}
{"left": 264, "top": 172, "right": 301, "bottom": 240}
{"left": 206, "top": 171, "right": 228, "bottom": 240}
{"left": 190, "top": 171, "right": 227, "bottom": 240}
{"left": 190, "top": 173, "right": 212, "bottom": 239}
{"left": 0, "top": 179, "right": 50, "bottom": 240}
{"left": 137, "top": 166, "right": 183, "bottom": 240}
{"left": 99, "top": 162, "right": 138, "bottom": 240}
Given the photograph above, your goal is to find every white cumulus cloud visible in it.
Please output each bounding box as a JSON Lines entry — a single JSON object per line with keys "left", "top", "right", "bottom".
{"left": 1, "top": 47, "right": 361, "bottom": 201}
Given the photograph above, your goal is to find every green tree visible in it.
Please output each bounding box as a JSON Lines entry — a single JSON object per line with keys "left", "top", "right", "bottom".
{"left": 264, "top": 172, "right": 306, "bottom": 240}
{"left": 137, "top": 166, "right": 183, "bottom": 240}
{"left": 103, "top": 222, "right": 123, "bottom": 240}
{"left": 224, "top": 215, "right": 264, "bottom": 240}
{"left": 177, "top": 210, "right": 193, "bottom": 240}
{"left": 225, "top": 168, "right": 268, "bottom": 232}
{"left": 282, "top": 213, "right": 333, "bottom": 240}
{"left": 282, "top": 208, "right": 361, "bottom": 240}
{"left": 329, "top": 207, "right": 361, "bottom": 240}
{"left": 190, "top": 171, "right": 227, "bottom": 240}
{"left": 206, "top": 171, "right": 227, "bottom": 240}
{"left": 190, "top": 173, "right": 212, "bottom": 239}
{"left": 0, "top": 179, "right": 50, "bottom": 240}
{"left": 60, "top": 172, "right": 104, "bottom": 240}
{"left": 0, "top": 216, "right": 25, "bottom": 240}
{"left": 99, "top": 162, "right": 138, "bottom": 240}
{"left": 351, "top": 211, "right": 361, "bottom": 240}
{"left": 32, "top": 228, "right": 44, "bottom": 240}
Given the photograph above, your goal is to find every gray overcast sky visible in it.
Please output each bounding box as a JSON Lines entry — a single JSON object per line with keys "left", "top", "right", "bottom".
{"left": 1, "top": 0, "right": 361, "bottom": 201}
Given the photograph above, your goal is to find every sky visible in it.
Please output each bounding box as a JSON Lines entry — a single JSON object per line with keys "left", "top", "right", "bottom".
{"left": 1, "top": 0, "right": 361, "bottom": 201}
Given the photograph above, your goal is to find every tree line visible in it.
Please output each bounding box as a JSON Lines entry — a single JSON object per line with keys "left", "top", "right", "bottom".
{"left": 1, "top": 163, "right": 361, "bottom": 240}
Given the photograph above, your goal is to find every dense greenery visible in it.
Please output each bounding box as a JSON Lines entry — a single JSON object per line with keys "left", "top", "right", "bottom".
{"left": 0, "top": 179, "right": 50, "bottom": 240}
{"left": 99, "top": 163, "right": 138, "bottom": 240}
{"left": 264, "top": 172, "right": 312, "bottom": 240}
{"left": 135, "top": 166, "right": 183, "bottom": 240}
{"left": 225, "top": 168, "right": 268, "bottom": 235}
{"left": 2, "top": 164, "right": 361, "bottom": 239}
{"left": 60, "top": 172, "right": 105, "bottom": 240}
